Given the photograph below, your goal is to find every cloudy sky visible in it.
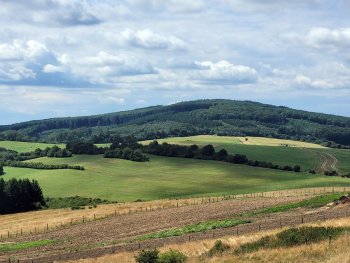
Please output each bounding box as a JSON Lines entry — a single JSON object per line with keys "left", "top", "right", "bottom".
{"left": 0, "top": 0, "right": 349, "bottom": 124}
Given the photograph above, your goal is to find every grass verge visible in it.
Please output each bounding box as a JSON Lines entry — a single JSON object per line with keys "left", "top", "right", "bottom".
{"left": 0, "top": 239, "right": 56, "bottom": 253}
{"left": 235, "top": 226, "right": 348, "bottom": 254}
{"left": 45, "top": 196, "right": 113, "bottom": 209}
{"left": 244, "top": 194, "right": 342, "bottom": 216}
{"left": 135, "top": 219, "right": 250, "bottom": 241}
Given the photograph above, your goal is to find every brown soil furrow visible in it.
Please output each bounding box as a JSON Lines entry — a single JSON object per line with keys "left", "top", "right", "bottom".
{"left": 0, "top": 196, "right": 306, "bottom": 261}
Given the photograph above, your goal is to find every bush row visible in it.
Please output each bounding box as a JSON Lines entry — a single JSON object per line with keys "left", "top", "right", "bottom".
{"left": 2, "top": 161, "right": 84, "bottom": 170}
{"left": 104, "top": 148, "right": 149, "bottom": 162}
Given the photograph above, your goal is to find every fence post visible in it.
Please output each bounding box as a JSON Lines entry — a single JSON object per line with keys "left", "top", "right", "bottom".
{"left": 329, "top": 235, "right": 332, "bottom": 245}
{"left": 302, "top": 217, "right": 304, "bottom": 224}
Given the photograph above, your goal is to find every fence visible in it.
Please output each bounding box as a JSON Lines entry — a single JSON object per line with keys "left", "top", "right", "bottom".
{"left": 3, "top": 204, "right": 350, "bottom": 263}
{"left": 1, "top": 187, "right": 350, "bottom": 241}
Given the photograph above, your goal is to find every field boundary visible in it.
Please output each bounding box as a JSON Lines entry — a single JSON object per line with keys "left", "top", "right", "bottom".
{"left": 3, "top": 199, "right": 350, "bottom": 263}
{"left": 1, "top": 187, "right": 349, "bottom": 242}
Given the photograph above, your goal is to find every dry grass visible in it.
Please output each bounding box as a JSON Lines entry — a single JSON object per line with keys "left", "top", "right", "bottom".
{"left": 235, "top": 136, "right": 327, "bottom": 148}
{"left": 0, "top": 198, "right": 210, "bottom": 238}
{"left": 60, "top": 217, "right": 350, "bottom": 263}
{"left": 141, "top": 135, "right": 326, "bottom": 149}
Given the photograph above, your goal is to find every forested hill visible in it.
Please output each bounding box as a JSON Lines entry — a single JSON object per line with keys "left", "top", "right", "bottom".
{"left": 0, "top": 99, "right": 349, "bottom": 147}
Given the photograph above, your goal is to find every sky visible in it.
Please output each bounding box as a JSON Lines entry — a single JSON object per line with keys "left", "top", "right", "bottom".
{"left": 0, "top": 0, "right": 349, "bottom": 125}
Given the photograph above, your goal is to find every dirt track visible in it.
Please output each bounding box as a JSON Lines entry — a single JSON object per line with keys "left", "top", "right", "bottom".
{"left": 0, "top": 196, "right": 309, "bottom": 262}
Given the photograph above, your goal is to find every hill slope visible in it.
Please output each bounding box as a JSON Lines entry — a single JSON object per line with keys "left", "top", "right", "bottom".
{"left": 0, "top": 99, "right": 349, "bottom": 146}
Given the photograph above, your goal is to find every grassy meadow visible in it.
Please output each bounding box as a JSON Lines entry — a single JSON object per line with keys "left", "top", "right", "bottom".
{"left": 142, "top": 135, "right": 350, "bottom": 173}
{"left": 3, "top": 154, "right": 350, "bottom": 202}
{"left": 0, "top": 140, "right": 64, "bottom": 152}
{"left": 1, "top": 137, "right": 350, "bottom": 202}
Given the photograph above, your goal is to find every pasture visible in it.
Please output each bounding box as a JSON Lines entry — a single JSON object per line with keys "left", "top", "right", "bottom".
{"left": 0, "top": 141, "right": 64, "bottom": 153}
{"left": 142, "top": 135, "right": 350, "bottom": 173}
{"left": 3, "top": 154, "right": 350, "bottom": 201}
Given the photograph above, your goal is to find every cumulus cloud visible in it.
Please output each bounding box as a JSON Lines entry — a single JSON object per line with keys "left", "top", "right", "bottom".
{"left": 124, "top": 0, "right": 206, "bottom": 13}
{"left": 0, "top": 39, "right": 61, "bottom": 83}
{"left": 294, "top": 63, "right": 350, "bottom": 90}
{"left": 0, "top": 40, "right": 50, "bottom": 61}
{"left": 284, "top": 27, "right": 350, "bottom": 52}
{"left": 193, "top": 60, "right": 258, "bottom": 84}
{"left": 75, "top": 51, "right": 157, "bottom": 84}
{"left": 222, "top": 0, "right": 321, "bottom": 12}
{"left": 0, "top": 0, "right": 129, "bottom": 26}
{"left": 305, "top": 27, "right": 350, "bottom": 50}
{"left": 120, "top": 29, "right": 187, "bottom": 50}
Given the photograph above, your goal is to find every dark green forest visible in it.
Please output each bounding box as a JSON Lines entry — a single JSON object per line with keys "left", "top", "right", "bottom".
{"left": 0, "top": 100, "right": 349, "bottom": 147}
{"left": 0, "top": 178, "right": 46, "bottom": 214}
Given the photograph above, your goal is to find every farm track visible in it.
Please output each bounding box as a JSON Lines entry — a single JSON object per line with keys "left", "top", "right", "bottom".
{"left": 0, "top": 196, "right": 309, "bottom": 262}
{"left": 306, "top": 149, "right": 338, "bottom": 172}
{"left": 319, "top": 152, "right": 338, "bottom": 172}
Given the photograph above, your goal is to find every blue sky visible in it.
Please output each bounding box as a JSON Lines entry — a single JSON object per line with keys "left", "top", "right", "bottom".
{"left": 0, "top": 0, "right": 349, "bottom": 124}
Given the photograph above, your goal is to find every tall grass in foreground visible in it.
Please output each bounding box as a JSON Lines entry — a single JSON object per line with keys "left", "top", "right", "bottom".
{"left": 62, "top": 218, "right": 350, "bottom": 263}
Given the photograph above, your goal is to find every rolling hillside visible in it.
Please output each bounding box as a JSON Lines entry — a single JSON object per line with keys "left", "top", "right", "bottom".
{"left": 1, "top": 137, "right": 350, "bottom": 201}
{"left": 0, "top": 100, "right": 349, "bottom": 147}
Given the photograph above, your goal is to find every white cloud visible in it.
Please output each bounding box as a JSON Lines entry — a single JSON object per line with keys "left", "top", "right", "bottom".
{"left": 120, "top": 29, "right": 187, "bottom": 50}
{"left": 125, "top": 0, "right": 206, "bottom": 13}
{"left": 0, "top": 1, "right": 131, "bottom": 27}
{"left": 294, "top": 63, "right": 350, "bottom": 90}
{"left": 193, "top": 60, "right": 258, "bottom": 84}
{"left": 284, "top": 27, "right": 350, "bottom": 52}
{"left": 0, "top": 40, "right": 49, "bottom": 61}
{"left": 0, "top": 39, "right": 61, "bottom": 83}
{"left": 222, "top": 0, "right": 321, "bottom": 12}
{"left": 306, "top": 27, "right": 350, "bottom": 49}
{"left": 74, "top": 51, "right": 157, "bottom": 84}
{"left": 43, "top": 64, "right": 65, "bottom": 73}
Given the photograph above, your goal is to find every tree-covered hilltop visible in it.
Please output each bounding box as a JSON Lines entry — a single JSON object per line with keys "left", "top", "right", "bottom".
{"left": 0, "top": 99, "right": 349, "bottom": 147}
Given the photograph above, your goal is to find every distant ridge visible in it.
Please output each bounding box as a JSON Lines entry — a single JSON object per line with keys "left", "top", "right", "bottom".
{"left": 0, "top": 99, "right": 349, "bottom": 147}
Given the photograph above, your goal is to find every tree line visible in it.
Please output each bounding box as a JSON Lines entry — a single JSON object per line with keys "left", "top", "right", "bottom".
{"left": 67, "top": 136, "right": 149, "bottom": 162}
{"left": 0, "top": 100, "right": 349, "bottom": 148}
{"left": 0, "top": 178, "right": 46, "bottom": 214}
{"left": 144, "top": 141, "right": 301, "bottom": 173}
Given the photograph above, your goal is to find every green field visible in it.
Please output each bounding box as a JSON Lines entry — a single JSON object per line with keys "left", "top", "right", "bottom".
{"left": 142, "top": 136, "right": 350, "bottom": 173}
{"left": 3, "top": 154, "right": 350, "bottom": 202}
{"left": 1, "top": 138, "right": 350, "bottom": 202}
{"left": 0, "top": 141, "right": 64, "bottom": 153}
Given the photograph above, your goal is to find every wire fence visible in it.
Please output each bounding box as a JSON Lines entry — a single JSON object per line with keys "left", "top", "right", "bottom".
{"left": 2, "top": 187, "right": 350, "bottom": 262}
{"left": 1, "top": 187, "right": 350, "bottom": 241}
{"left": 4, "top": 205, "right": 350, "bottom": 263}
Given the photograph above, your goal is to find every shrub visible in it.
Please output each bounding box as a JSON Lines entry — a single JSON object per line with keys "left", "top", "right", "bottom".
{"left": 158, "top": 250, "right": 187, "bottom": 263}
{"left": 135, "top": 249, "right": 159, "bottom": 263}
{"left": 293, "top": 165, "right": 301, "bottom": 172}
{"left": 235, "top": 226, "right": 346, "bottom": 254}
{"left": 208, "top": 240, "right": 230, "bottom": 256}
